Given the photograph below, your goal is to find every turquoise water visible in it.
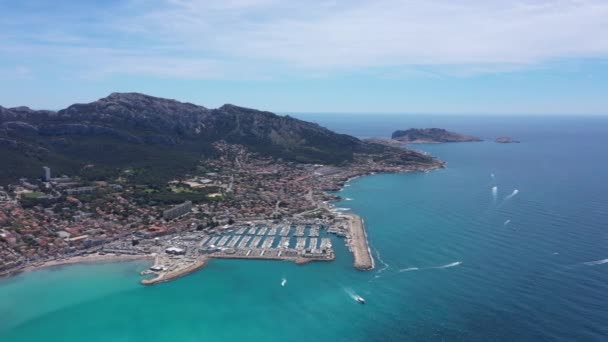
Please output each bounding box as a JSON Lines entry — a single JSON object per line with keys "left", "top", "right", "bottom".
{"left": 2, "top": 115, "right": 608, "bottom": 341}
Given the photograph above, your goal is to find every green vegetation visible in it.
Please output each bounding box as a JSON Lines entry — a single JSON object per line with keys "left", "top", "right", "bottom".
{"left": 21, "top": 191, "right": 46, "bottom": 199}
{"left": 1, "top": 92, "right": 437, "bottom": 187}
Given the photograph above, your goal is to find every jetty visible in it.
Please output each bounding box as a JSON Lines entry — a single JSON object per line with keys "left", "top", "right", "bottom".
{"left": 141, "top": 255, "right": 208, "bottom": 285}
{"left": 338, "top": 213, "right": 374, "bottom": 270}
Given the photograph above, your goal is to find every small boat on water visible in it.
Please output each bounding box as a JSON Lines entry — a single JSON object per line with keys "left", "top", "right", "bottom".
{"left": 281, "top": 278, "right": 287, "bottom": 287}
{"left": 355, "top": 295, "right": 365, "bottom": 304}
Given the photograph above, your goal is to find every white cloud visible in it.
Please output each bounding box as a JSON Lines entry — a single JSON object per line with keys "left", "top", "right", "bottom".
{"left": 124, "top": 0, "right": 608, "bottom": 71}
{"left": 3, "top": 0, "right": 608, "bottom": 79}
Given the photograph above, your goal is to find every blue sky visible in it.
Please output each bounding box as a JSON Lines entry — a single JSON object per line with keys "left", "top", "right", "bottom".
{"left": 1, "top": 0, "right": 607, "bottom": 114}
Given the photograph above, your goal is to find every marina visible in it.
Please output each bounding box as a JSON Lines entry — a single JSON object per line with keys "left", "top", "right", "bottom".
{"left": 95, "top": 216, "right": 369, "bottom": 285}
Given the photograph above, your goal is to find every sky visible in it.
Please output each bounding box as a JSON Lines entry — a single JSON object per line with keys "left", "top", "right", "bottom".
{"left": 0, "top": 0, "right": 607, "bottom": 114}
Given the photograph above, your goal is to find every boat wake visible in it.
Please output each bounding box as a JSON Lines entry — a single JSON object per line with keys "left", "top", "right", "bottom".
{"left": 374, "top": 247, "right": 389, "bottom": 275}
{"left": 583, "top": 258, "right": 608, "bottom": 266}
{"left": 398, "top": 267, "right": 419, "bottom": 272}
{"left": 504, "top": 219, "right": 511, "bottom": 226}
{"left": 434, "top": 261, "right": 463, "bottom": 269}
{"left": 504, "top": 189, "right": 519, "bottom": 201}
{"left": 344, "top": 288, "right": 365, "bottom": 304}
{"left": 344, "top": 197, "right": 354, "bottom": 201}
{"left": 344, "top": 288, "right": 357, "bottom": 299}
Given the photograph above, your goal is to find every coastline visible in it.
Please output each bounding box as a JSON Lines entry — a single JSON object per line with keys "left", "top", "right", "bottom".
{"left": 0, "top": 161, "right": 443, "bottom": 283}
{"left": 1, "top": 253, "right": 154, "bottom": 278}
{"left": 328, "top": 162, "right": 443, "bottom": 271}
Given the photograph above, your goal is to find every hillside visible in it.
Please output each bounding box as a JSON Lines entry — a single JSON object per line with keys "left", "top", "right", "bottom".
{"left": 0, "top": 93, "right": 437, "bottom": 185}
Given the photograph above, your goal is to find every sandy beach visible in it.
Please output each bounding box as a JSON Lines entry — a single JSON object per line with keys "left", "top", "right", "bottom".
{"left": 1, "top": 253, "right": 154, "bottom": 278}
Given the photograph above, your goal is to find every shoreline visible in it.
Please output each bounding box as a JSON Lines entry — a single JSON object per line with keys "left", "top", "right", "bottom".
{"left": 1, "top": 253, "right": 154, "bottom": 279}
{"left": 1, "top": 162, "right": 442, "bottom": 283}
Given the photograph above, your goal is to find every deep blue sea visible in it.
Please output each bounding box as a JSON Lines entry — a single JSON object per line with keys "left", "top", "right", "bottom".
{"left": 1, "top": 114, "right": 608, "bottom": 341}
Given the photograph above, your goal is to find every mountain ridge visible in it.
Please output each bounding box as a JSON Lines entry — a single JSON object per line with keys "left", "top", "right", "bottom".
{"left": 0, "top": 93, "right": 438, "bottom": 184}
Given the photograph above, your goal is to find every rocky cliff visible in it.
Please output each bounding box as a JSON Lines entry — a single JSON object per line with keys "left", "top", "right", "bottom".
{"left": 0, "top": 93, "right": 438, "bottom": 184}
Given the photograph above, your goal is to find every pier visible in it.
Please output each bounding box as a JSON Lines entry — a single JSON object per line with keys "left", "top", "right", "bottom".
{"left": 339, "top": 214, "right": 374, "bottom": 270}
{"left": 251, "top": 236, "right": 263, "bottom": 248}
{"left": 238, "top": 236, "right": 251, "bottom": 248}
{"left": 227, "top": 235, "right": 241, "bottom": 247}
{"left": 217, "top": 235, "right": 230, "bottom": 247}
{"left": 309, "top": 238, "right": 318, "bottom": 252}
{"left": 278, "top": 236, "right": 290, "bottom": 249}
{"left": 261, "top": 236, "right": 275, "bottom": 249}
{"left": 296, "top": 237, "right": 306, "bottom": 250}
{"left": 257, "top": 227, "right": 268, "bottom": 235}
{"left": 320, "top": 238, "right": 331, "bottom": 249}
{"left": 207, "top": 236, "right": 219, "bottom": 246}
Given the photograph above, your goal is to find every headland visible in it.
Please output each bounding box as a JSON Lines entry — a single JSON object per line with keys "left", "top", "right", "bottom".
{"left": 391, "top": 128, "right": 482, "bottom": 143}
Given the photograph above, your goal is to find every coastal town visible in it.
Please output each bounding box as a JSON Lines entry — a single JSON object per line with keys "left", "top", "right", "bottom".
{"left": 0, "top": 141, "right": 442, "bottom": 283}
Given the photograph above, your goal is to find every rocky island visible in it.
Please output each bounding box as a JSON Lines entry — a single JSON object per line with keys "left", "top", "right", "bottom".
{"left": 391, "top": 128, "right": 482, "bottom": 143}
{"left": 0, "top": 93, "right": 444, "bottom": 283}
{"left": 495, "top": 137, "right": 520, "bottom": 143}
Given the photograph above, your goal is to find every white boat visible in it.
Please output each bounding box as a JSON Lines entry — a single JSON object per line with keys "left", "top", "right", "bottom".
{"left": 281, "top": 278, "right": 287, "bottom": 287}
{"left": 355, "top": 295, "right": 365, "bottom": 304}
